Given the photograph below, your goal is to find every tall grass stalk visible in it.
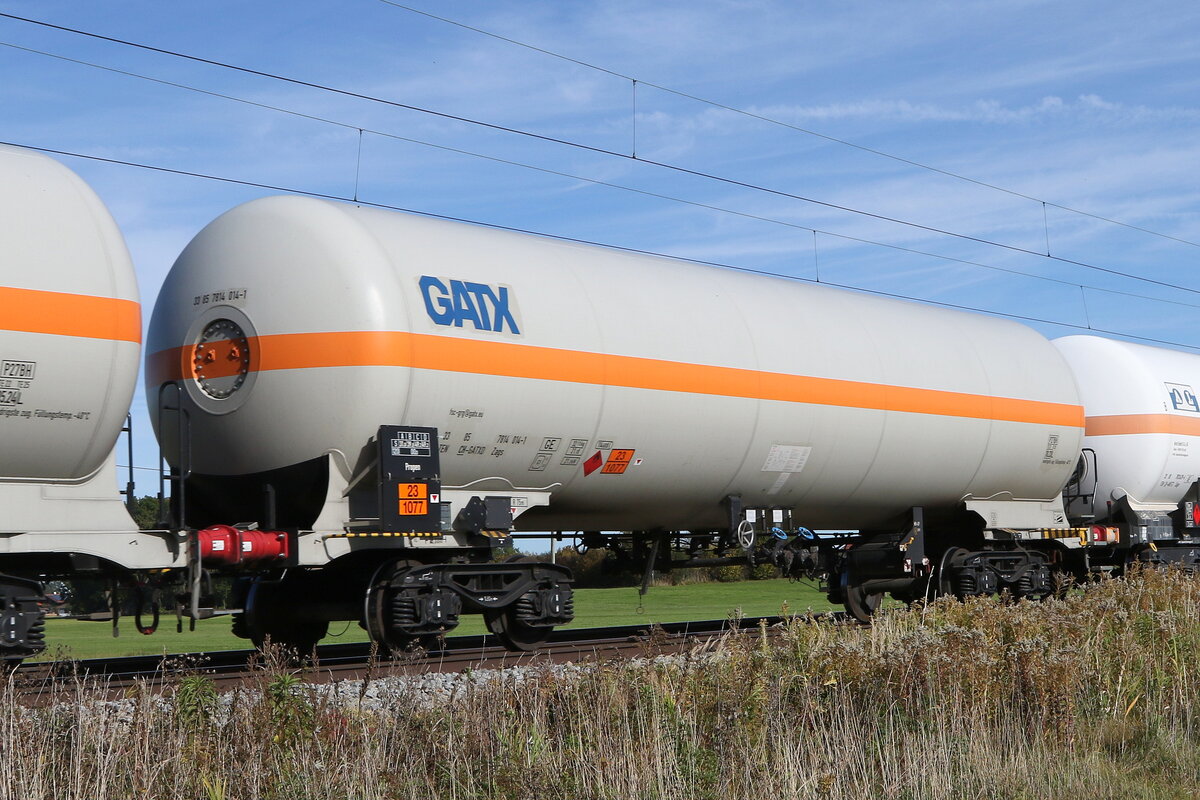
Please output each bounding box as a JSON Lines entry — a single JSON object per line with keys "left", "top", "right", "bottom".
{"left": 4, "top": 568, "right": 1200, "bottom": 798}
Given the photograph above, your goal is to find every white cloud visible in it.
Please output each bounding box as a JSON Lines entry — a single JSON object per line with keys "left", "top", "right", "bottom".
{"left": 725, "top": 94, "right": 1200, "bottom": 128}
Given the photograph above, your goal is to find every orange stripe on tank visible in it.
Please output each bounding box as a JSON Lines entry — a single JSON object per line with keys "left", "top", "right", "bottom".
{"left": 148, "top": 330, "right": 1085, "bottom": 428}
{"left": 1, "top": 286, "right": 140, "bottom": 343}
{"left": 1085, "top": 414, "right": 1200, "bottom": 437}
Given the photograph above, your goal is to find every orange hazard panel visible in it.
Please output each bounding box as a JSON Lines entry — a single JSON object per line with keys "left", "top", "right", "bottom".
{"left": 397, "top": 483, "right": 429, "bottom": 514}
{"left": 398, "top": 483, "right": 429, "bottom": 499}
{"left": 602, "top": 449, "right": 636, "bottom": 474}
{"left": 398, "top": 499, "right": 429, "bottom": 515}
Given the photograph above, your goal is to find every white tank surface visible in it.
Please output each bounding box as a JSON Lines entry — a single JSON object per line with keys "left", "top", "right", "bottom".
{"left": 1055, "top": 335, "right": 1200, "bottom": 517}
{"left": 0, "top": 145, "right": 141, "bottom": 484}
{"left": 147, "top": 196, "right": 1085, "bottom": 532}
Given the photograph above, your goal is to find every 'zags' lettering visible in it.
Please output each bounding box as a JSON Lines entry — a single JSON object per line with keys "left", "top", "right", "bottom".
{"left": 1166, "top": 382, "right": 1200, "bottom": 414}
{"left": 419, "top": 276, "right": 521, "bottom": 334}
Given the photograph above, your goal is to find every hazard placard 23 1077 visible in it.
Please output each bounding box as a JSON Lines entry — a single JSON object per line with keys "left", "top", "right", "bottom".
{"left": 601, "top": 449, "right": 636, "bottom": 474}
{"left": 397, "top": 482, "right": 428, "bottom": 515}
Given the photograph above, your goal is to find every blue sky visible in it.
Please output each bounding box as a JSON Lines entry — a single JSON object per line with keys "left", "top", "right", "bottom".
{"left": 3, "top": 0, "right": 1200, "bottom": 494}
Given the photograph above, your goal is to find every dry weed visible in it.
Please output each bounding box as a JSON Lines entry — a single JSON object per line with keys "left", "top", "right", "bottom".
{"left": 3, "top": 569, "right": 1200, "bottom": 798}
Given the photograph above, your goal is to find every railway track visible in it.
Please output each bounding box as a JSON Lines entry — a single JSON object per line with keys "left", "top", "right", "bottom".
{"left": 12, "top": 614, "right": 843, "bottom": 703}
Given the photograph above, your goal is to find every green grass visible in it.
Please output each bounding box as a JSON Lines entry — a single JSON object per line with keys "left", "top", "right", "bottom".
{"left": 568, "top": 577, "right": 831, "bottom": 628}
{"left": 36, "top": 616, "right": 242, "bottom": 661}
{"left": 35, "top": 578, "right": 833, "bottom": 660}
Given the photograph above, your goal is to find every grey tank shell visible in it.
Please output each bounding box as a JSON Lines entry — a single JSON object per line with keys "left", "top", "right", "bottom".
{"left": 1054, "top": 335, "right": 1200, "bottom": 517}
{"left": 0, "top": 145, "right": 140, "bottom": 484}
{"left": 147, "top": 196, "right": 1085, "bottom": 531}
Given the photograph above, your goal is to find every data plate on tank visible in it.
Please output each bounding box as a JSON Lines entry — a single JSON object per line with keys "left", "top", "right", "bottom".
{"left": 379, "top": 425, "right": 442, "bottom": 533}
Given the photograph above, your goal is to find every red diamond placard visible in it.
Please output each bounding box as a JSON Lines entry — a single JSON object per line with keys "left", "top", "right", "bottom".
{"left": 583, "top": 451, "right": 603, "bottom": 476}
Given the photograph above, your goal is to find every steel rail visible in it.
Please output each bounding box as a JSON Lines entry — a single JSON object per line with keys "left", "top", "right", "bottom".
{"left": 12, "top": 613, "right": 844, "bottom": 703}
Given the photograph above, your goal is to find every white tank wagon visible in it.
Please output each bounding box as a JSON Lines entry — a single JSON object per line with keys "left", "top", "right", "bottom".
{"left": 1055, "top": 335, "right": 1200, "bottom": 552}
{"left": 0, "top": 146, "right": 183, "bottom": 663}
{"left": 146, "top": 195, "right": 1092, "bottom": 629}
{"left": 146, "top": 196, "right": 1085, "bottom": 529}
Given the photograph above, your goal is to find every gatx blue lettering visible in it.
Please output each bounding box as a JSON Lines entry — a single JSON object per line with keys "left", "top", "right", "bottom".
{"left": 418, "top": 276, "right": 521, "bottom": 334}
{"left": 419, "top": 276, "right": 454, "bottom": 325}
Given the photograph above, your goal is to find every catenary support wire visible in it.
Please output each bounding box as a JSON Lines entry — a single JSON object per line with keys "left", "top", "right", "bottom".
{"left": 7, "top": 37, "right": 1196, "bottom": 312}
{"left": 0, "top": 13, "right": 1197, "bottom": 296}
{"left": 5, "top": 138, "right": 1196, "bottom": 354}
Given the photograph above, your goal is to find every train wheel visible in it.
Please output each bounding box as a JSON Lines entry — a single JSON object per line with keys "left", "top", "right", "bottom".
{"left": 243, "top": 579, "right": 328, "bottom": 658}
{"left": 0, "top": 575, "right": 47, "bottom": 666}
{"left": 365, "top": 560, "right": 403, "bottom": 653}
{"left": 362, "top": 560, "right": 445, "bottom": 655}
{"left": 484, "top": 608, "right": 552, "bottom": 651}
{"left": 843, "top": 579, "right": 883, "bottom": 623}
{"left": 937, "top": 547, "right": 970, "bottom": 598}
{"left": 485, "top": 572, "right": 568, "bottom": 651}
{"left": 364, "top": 581, "right": 421, "bottom": 654}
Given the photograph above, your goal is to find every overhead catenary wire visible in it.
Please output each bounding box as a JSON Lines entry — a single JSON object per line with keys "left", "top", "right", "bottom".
{"left": 1, "top": 12, "right": 1198, "bottom": 299}
{"left": 378, "top": 0, "right": 1200, "bottom": 252}
{"left": 4, "top": 38, "right": 1199, "bottom": 315}
{"left": 4, "top": 137, "right": 1198, "bottom": 353}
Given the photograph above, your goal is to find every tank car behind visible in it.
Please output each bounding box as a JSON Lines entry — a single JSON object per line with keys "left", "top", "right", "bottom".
{"left": 0, "top": 143, "right": 139, "bottom": 490}
{"left": 1053, "top": 335, "right": 1200, "bottom": 563}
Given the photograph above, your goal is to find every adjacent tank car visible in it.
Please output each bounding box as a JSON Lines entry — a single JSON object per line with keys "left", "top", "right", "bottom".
{"left": 1055, "top": 335, "right": 1200, "bottom": 520}
{"left": 0, "top": 145, "right": 182, "bottom": 662}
